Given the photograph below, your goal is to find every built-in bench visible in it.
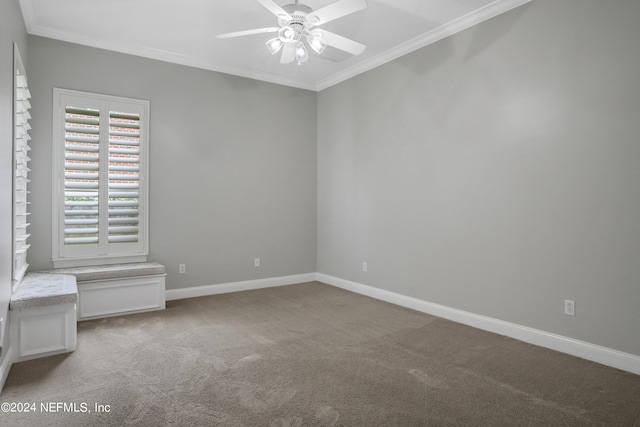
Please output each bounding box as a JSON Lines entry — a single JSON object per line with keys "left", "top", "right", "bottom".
{"left": 7, "top": 262, "right": 165, "bottom": 363}
{"left": 41, "top": 262, "right": 166, "bottom": 320}
{"left": 9, "top": 273, "right": 78, "bottom": 362}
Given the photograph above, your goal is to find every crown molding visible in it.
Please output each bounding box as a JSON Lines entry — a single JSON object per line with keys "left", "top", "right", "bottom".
{"left": 23, "top": 24, "right": 318, "bottom": 92}
{"left": 18, "top": 0, "right": 37, "bottom": 33}
{"left": 315, "top": 0, "right": 532, "bottom": 90}
{"left": 19, "top": 0, "right": 530, "bottom": 92}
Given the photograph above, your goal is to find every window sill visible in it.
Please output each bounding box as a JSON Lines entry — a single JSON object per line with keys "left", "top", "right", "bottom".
{"left": 51, "top": 254, "right": 148, "bottom": 269}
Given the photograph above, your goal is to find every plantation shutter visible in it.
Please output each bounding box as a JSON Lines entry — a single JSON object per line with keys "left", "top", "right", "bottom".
{"left": 64, "top": 106, "right": 101, "bottom": 245}
{"left": 14, "top": 70, "right": 32, "bottom": 284}
{"left": 108, "top": 111, "right": 140, "bottom": 243}
{"left": 53, "top": 89, "right": 149, "bottom": 266}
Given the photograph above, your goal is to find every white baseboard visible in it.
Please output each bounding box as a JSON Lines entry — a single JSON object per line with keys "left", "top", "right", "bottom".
{"left": 317, "top": 273, "right": 640, "bottom": 376}
{"left": 165, "top": 273, "right": 317, "bottom": 301}
{"left": 0, "top": 344, "right": 15, "bottom": 395}
{"left": 166, "top": 271, "right": 640, "bottom": 375}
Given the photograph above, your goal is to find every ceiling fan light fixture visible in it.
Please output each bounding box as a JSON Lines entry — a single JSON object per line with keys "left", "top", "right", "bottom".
{"left": 265, "top": 37, "right": 284, "bottom": 55}
{"left": 278, "top": 26, "right": 296, "bottom": 42}
{"left": 295, "top": 42, "right": 309, "bottom": 64}
{"left": 217, "top": 0, "right": 368, "bottom": 66}
{"left": 306, "top": 30, "right": 327, "bottom": 54}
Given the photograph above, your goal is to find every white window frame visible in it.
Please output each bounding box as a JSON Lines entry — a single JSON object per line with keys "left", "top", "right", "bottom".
{"left": 13, "top": 43, "right": 32, "bottom": 288}
{"left": 52, "top": 88, "right": 150, "bottom": 268}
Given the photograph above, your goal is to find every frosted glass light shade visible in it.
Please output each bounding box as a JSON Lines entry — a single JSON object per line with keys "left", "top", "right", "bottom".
{"left": 307, "top": 31, "right": 327, "bottom": 54}
{"left": 295, "top": 42, "right": 309, "bottom": 64}
{"left": 265, "top": 38, "right": 284, "bottom": 55}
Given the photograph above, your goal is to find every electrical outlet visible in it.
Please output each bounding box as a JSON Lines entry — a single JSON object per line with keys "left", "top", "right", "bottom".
{"left": 179, "top": 264, "right": 186, "bottom": 274}
{"left": 564, "top": 299, "right": 575, "bottom": 316}
{"left": 363, "top": 262, "right": 368, "bottom": 272}
{"left": 254, "top": 257, "right": 260, "bottom": 267}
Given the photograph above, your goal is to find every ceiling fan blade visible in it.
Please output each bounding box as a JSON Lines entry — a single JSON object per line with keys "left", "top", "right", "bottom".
{"left": 321, "top": 30, "right": 366, "bottom": 56}
{"left": 280, "top": 42, "right": 295, "bottom": 64}
{"left": 306, "top": 0, "right": 367, "bottom": 26}
{"left": 216, "top": 27, "right": 279, "bottom": 39}
{"left": 255, "top": 0, "right": 292, "bottom": 20}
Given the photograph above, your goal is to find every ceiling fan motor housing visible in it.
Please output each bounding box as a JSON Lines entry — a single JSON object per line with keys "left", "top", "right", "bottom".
{"left": 279, "top": 3, "right": 315, "bottom": 33}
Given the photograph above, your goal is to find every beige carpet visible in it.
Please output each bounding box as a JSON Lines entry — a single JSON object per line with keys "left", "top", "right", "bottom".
{"left": 2, "top": 281, "right": 640, "bottom": 426}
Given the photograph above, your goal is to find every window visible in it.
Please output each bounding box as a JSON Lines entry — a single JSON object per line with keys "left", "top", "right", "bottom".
{"left": 13, "top": 44, "right": 32, "bottom": 287}
{"left": 52, "top": 89, "right": 149, "bottom": 267}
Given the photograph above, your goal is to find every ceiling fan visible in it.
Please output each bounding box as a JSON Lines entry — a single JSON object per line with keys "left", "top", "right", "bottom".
{"left": 216, "top": 0, "right": 367, "bottom": 65}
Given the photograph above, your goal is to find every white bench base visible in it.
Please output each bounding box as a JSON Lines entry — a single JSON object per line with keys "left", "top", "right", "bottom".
{"left": 11, "top": 303, "right": 77, "bottom": 362}
{"left": 9, "top": 273, "right": 78, "bottom": 362}
{"left": 43, "top": 262, "right": 167, "bottom": 321}
{"left": 78, "top": 275, "right": 165, "bottom": 320}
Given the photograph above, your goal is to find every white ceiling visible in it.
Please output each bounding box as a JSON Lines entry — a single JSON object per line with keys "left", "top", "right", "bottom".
{"left": 19, "top": 0, "right": 530, "bottom": 91}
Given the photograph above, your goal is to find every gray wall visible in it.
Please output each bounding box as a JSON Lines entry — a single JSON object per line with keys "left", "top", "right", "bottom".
{"left": 317, "top": 0, "right": 640, "bottom": 356}
{"left": 10, "top": 0, "right": 640, "bottom": 360}
{"left": 27, "top": 37, "right": 318, "bottom": 289}
{"left": 1, "top": 0, "right": 28, "bottom": 360}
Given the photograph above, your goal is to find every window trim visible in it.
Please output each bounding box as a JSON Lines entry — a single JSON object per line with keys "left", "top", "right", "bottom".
{"left": 51, "top": 88, "right": 150, "bottom": 268}
{"left": 13, "top": 43, "right": 31, "bottom": 288}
